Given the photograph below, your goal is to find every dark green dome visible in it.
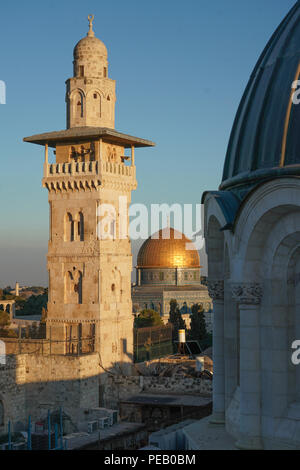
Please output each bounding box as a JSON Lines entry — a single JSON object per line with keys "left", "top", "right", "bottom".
{"left": 221, "top": 1, "right": 300, "bottom": 196}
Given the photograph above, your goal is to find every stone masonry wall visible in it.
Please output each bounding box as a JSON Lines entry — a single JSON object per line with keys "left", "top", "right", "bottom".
{"left": 0, "top": 352, "right": 101, "bottom": 434}
{"left": 23, "top": 353, "right": 100, "bottom": 424}
{"left": 0, "top": 355, "right": 27, "bottom": 435}
{"left": 103, "top": 375, "right": 212, "bottom": 409}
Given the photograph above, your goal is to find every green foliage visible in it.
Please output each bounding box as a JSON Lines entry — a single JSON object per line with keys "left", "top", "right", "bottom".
{"left": 189, "top": 303, "right": 207, "bottom": 341}
{"left": 134, "top": 309, "right": 164, "bottom": 328}
{"left": 0, "top": 288, "right": 16, "bottom": 301}
{"left": 168, "top": 299, "right": 186, "bottom": 344}
{"left": 15, "top": 297, "right": 26, "bottom": 310}
{"left": 17, "top": 292, "right": 48, "bottom": 317}
{"left": 188, "top": 303, "right": 212, "bottom": 349}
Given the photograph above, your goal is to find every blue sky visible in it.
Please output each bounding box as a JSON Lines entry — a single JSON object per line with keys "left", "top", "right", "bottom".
{"left": 0, "top": 0, "right": 296, "bottom": 287}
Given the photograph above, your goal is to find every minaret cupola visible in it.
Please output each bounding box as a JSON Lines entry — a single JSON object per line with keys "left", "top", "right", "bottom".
{"left": 66, "top": 15, "right": 116, "bottom": 129}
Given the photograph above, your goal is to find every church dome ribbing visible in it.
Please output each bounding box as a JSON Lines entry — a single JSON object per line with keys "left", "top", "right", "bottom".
{"left": 221, "top": 1, "right": 300, "bottom": 197}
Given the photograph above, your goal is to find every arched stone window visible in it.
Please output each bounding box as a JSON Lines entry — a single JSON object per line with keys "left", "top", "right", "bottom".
{"left": 65, "top": 213, "right": 74, "bottom": 242}
{"left": 73, "top": 91, "right": 84, "bottom": 119}
{"left": 65, "top": 269, "right": 83, "bottom": 304}
{"left": 77, "top": 212, "right": 84, "bottom": 241}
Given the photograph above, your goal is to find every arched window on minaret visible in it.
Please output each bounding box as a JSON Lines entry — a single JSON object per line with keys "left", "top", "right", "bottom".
{"left": 73, "top": 91, "right": 84, "bottom": 119}
{"left": 65, "top": 269, "right": 82, "bottom": 304}
{"left": 75, "top": 271, "right": 83, "bottom": 304}
{"left": 65, "top": 271, "right": 74, "bottom": 304}
{"left": 65, "top": 213, "right": 75, "bottom": 242}
{"left": 92, "top": 92, "right": 101, "bottom": 118}
{"left": 77, "top": 212, "right": 84, "bottom": 241}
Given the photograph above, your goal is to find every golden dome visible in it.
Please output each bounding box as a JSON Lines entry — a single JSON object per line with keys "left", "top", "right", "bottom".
{"left": 137, "top": 228, "right": 201, "bottom": 268}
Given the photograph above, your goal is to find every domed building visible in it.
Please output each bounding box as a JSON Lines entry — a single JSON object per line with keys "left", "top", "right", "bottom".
{"left": 132, "top": 227, "right": 212, "bottom": 330}
{"left": 200, "top": 1, "right": 300, "bottom": 450}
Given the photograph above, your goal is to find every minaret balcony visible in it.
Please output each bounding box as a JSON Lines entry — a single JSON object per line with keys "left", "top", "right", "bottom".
{"left": 43, "top": 160, "right": 136, "bottom": 192}
{"left": 46, "top": 161, "right": 98, "bottom": 177}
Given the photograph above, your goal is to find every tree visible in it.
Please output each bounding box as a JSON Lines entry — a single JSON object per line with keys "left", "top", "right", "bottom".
{"left": 189, "top": 303, "right": 207, "bottom": 342}
{"left": 0, "top": 310, "right": 10, "bottom": 328}
{"left": 17, "top": 292, "right": 48, "bottom": 316}
{"left": 168, "top": 299, "right": 186, "bottom": 344}
{"left": 134, "top": 309, "right": 163, "bottom": 328}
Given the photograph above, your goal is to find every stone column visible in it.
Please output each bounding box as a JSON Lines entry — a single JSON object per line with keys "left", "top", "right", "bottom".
{"left": 208, "top": 280, "right": 225, "bottom": 424}
{"left": 232, "top": 282, "right": 263, "bottom": 449}
{"left": 44, "top": 143, "right": 49, "bottom": 177}
{"left": 137, "top": 269, "right": 141, "bottom": 287}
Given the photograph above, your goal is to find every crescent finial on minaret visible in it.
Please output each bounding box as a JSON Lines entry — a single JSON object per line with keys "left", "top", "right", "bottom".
{"left": 87, "top": 14, "right": 95, "bottom": 37}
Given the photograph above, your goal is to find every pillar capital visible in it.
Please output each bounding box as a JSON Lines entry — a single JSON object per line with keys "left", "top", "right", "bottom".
{"left": 231, "top": 282, "right": 262, "bottom": 305}
{"left": 207, "top": 280, "right": 224, "bottom": 301}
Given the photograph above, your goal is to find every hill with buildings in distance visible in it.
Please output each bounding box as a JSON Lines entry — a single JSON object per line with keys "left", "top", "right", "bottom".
{"left": 0, "top": 286, "right": 47, "bottom": 317}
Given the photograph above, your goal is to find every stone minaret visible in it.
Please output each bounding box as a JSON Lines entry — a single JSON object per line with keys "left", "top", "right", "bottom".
{"left": 24, "top": 17, "right": 154, "bottom": 373}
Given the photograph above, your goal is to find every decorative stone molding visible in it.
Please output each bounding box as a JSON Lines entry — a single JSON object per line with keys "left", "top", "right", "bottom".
{"left": 231, "top": 282, "right": 263, "bottom": 305}
{"left": 207, "top": 280, "right": 224, "bottom": 301}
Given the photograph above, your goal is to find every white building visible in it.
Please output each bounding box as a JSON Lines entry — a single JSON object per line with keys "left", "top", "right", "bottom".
{"left": 200, "top": 2, "right": 300, "bottom": 449}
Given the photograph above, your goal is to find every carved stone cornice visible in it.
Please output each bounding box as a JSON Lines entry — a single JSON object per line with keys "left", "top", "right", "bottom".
{"left": 231, "top": 282, "right": 263, "bottom": 305}
{"left": 207, "top": 280, "right": 224, "bottom": 301}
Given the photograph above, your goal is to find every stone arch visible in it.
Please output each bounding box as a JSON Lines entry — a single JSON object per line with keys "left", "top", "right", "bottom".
{"left": 206, "top": 215, "right": 225, "bottom": 280}
{"left": 65, "top": 212, "right": 74, "bottom": 242}
{"left": 204, "top": 196, "right": 228, "bottom": 425}
{"left": 233, "top": 178, "right": 300, "bottom": 272}
{"left": 65, "top": 269, "right": 83, "bottom": 304}
{"left": 70, "top": 89, "right": 85, "bottom": 120}
{"left": 74, "top": 211, "right": 84, "bottom": 241}
{"left": 241, "top": 205, "right": 299, "bottom": 282}
{"left": 230, "top": 179, "right": 300, "bottom": 448}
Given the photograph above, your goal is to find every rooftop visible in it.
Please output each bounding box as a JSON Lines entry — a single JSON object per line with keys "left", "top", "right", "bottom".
{"left": 121, "top": 393, "right": 212, "bottom": 407}
{"left": 23, "top": 127, "right": 155, "bottom": 149}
